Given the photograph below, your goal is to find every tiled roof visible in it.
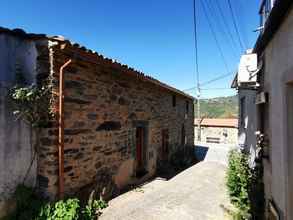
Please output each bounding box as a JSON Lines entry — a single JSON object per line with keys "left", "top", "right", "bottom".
{"left": 195, "top": 118, "right": 238, "bottom": 128}
{"left": 0, "top": 27, "right": 194, "bottom": 100}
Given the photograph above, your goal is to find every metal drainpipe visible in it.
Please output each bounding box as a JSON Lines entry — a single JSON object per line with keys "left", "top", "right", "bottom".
{"left": 58, "top": 59, "right": 72, "bottom": 199}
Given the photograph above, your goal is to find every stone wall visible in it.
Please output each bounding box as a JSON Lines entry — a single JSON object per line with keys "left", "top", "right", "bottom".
{"left": 238, "top": 89, "right": 257, "bottom": 166}
{"left": 38, "top": 42, "right": 194, "bottom": 199}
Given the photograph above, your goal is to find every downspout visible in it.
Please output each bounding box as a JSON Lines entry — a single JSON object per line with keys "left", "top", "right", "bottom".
{"left": 58, "top": 59, "right": 72, "bottom": 199}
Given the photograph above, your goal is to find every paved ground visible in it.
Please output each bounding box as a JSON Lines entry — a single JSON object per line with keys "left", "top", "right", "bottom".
{"left": 195, "top": 143, "right": 236, "bottom": 165}
{"left": 100, "top": 144, "right": 234, "bottom": 220}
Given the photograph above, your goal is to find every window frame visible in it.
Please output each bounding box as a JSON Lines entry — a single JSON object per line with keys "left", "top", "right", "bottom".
{"left": 172, "top": 95, "right": 176, "bottom": 107}
{"left": 186, "top": 100, "right": 189, "bottom": 114}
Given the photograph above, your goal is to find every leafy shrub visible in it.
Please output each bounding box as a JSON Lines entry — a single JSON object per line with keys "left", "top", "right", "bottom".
{"left": 3, "top": 185, "right": 108, "bottom": 220}
{"left": 37, "top": 198, "right": 80, "bottom": 220}
{"left": 226, "top": 150, "right": 252, "bottom": 219}
{"left": 9, "top": 85, "right": 52, "bottom": 127}
{"left": 82, "top": 194, "right": 108, "bottom": 220}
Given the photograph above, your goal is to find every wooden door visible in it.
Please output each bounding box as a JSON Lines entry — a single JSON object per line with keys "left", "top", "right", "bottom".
{"left": 162, "top": 129, "right": 169, "bottom": 160}
{"left": 136, "top": 127, "right": 144, "bottom": 171}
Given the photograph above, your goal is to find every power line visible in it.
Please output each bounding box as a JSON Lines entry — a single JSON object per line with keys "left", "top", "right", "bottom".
{"left": 183, "top": 71, "right": 234, "bottom": 92}
{"left": 200, "top": 0, "right": 230, "bottom": 73}
{"left": 235, "top": 0, "right": 249, "bottom": 48}
{"left": 201, "top": 72, "right": 234, "bottom": 86}
{"left": 227, "top": 0, "right": 245, "bottom": 51}
{"left": 205, "top": 0, "right": 238, "bottom": 58}
{"left": 183, "top": 87, "right": 197, "bottom": 92}
{"left": 193, "top": 0, "right": 200, "bottom": 88}
{"left": 184, "top": 87, "right": 233, "bottom": 92}
{"left": 186, "top": 1, "right": 237, "bottom": 103}
{"left": 201, "top": 88, "right": 233, "bottom": 90}
{"left": 214, "top": 0, "right": 240, "bottom": 55}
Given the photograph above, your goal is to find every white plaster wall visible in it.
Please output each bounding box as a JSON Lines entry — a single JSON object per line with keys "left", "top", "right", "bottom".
{"left": 0, "top": 34, "right": 38, "bottom": 217}
{"left": 195, "top": 126, "right": 238, "bottom": 145}
{"left": 262, "top": 7, "right": 293, "bottom": 219}
{"left": 238, "top": 89, "right": 257, "bottom": 165}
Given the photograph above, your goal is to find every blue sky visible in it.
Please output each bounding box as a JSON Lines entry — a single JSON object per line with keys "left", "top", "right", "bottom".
{"left": 0, "top": 0, "right": 260, "bottom": 98}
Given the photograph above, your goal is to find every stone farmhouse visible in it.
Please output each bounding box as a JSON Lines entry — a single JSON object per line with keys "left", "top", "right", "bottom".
{"left": 194, "top": 118, "right": 238, "bottom": 145}
{"left": 0, "top": 27, "right": 194, "bottom": 210}
{"left": 232, "top": 0, "right": 293, "bottom": 218}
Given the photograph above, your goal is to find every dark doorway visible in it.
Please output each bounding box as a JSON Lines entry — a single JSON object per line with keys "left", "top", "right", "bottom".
{"left": 136, "top": 126, "right": 147, "bottom": 177}
{"left": 161, "top": 129, "right": 169, "bottom": 161}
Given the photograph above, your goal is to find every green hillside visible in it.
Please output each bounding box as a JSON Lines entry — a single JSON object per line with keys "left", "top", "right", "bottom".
{"left": 196, "top": 95, "right": 238, "bottom": 118}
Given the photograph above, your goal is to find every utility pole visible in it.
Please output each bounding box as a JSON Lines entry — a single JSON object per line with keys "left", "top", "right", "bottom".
{"left": 193, "top": 0, "right": 201, "bottom": 142}
{"left": 196, "top": 87, "right": 201, "bottom": 142}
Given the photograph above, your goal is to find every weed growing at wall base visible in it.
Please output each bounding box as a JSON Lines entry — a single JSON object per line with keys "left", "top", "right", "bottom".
{"left": 2, "top": 185, "right": 108, "bottom": 220}
{"left": 226, "top": 149, "right": 265, "bottom": 220}
{"left": 226, "top": 150, "right": 252, "bottom": 219}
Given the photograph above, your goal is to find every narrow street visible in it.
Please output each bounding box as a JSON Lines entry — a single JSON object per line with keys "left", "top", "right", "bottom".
{"left": 100, "top": 144, "right": 235, "bottom": 220}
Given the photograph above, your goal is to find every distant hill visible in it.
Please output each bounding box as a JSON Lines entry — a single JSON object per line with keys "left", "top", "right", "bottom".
{"left": 196, "top": 95, "right": 238, "bottom": 119}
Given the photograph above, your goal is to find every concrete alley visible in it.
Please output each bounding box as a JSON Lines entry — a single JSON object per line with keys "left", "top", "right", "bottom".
{"left": 100, "top": 144, "right": 234, "bottom": 220}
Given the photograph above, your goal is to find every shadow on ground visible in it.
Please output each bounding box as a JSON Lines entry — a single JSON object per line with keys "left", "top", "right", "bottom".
{"left": 121, "top": 146, "right": 200, "bottom": 194}
{"left": 100, "top": 161, "right": 232, "bottom": 220}
{"left": 194, "top": 145, "right": 209, "bottom": 161}
{"left": 156, "top": 146, "right": 200, "bottom": 180}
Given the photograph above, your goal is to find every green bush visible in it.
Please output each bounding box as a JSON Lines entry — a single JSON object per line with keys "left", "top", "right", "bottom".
{"left": 9, "top": 85, "right": 52, "bottom": 127}
{"left": 3, "top": 185, "right": 108, "bottom": 220}
{"left": 82, "top": 198, "right": 108, "bottom": 220}
{"left": 37, "top": 198, "right": 80, "bottom": 220}
{"left": 226, "top": 150, "right": 252, "bottom": 219}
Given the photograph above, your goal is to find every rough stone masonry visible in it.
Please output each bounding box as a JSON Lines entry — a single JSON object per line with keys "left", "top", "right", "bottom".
{"left": 0, "top": 27, "right": 195, "bottom": 202}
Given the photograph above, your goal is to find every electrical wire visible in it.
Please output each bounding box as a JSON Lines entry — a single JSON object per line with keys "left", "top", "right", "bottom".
{"left": 204, "top": 0, "right": 238, "bottom": 59}
{"left": 183, "top": 87, "right": 197, "bottom": 92}
{"left": 200, "top": 0, "right": 230, "bottom": 74}
{"left": 185, "top": 1, "right": 238, "bottom": 96}
{"left": 184, "top": 87, "right": 234, "bottom": 92}
{"left": 183, "top": 71, "right": 234, "bottom": 92}
{"left": 201, "top": 88, "right": 234, "bottom": 90}
{"left": 236, "top": 0, "right": 249, "bottom": 48}
{"left": 193, "top": 0, "right": 200, "bottom": 91}
{"left": 200, "top": 72, "right": 234, "bottom": 86}
{"left": 227, "top": 0, "right": 245, "bottom": 51}
{"left": 214, "top": 0, "right": 240, "bottom": 55}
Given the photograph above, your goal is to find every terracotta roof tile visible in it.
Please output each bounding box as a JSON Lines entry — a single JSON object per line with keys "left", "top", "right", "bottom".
{"left": 195, "top": 118, "right": 238, "bottom": 128}
{"left": 0, "top": 26, "right": 194, "bottom": 100}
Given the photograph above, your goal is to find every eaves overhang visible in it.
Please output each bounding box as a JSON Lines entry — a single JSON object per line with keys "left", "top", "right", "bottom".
{"left": 0, "top": 27, "right": 195, "bottom": 101}
{"left": 254, "top": 0, "right": 293, "bottom": 54}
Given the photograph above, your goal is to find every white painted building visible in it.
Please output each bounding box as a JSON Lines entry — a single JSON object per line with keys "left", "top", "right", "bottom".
{"left": 194, "top": 118, "right": 238, "bottom": 145}
{"left": 232, "top": 0, "right": 293, "bottom": 218}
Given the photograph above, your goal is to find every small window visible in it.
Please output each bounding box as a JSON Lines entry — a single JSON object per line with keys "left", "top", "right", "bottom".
{"left": 206, "top": 137, "right": 220, "bottom": 144}
{"left": 186, "top": 101, "right": 189, "bottom": 113}
{"left": 172, "top": 95, "right": 176, "bottom": 107}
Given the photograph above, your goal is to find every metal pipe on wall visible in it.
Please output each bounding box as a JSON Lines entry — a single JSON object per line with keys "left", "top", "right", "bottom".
{"left": 58, "top": 59, "right": 72, "bottom": 199}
